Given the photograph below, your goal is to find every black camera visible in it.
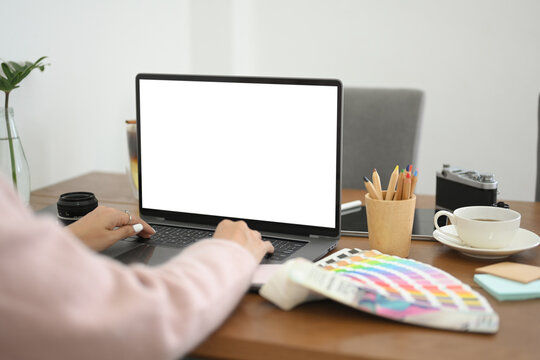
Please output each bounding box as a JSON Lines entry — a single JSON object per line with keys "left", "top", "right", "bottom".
{"left": 435, "top": 165, "right": 498, "bottom": 211}
{"left": 57, "top": 192, "right": 98, "bottom": 225}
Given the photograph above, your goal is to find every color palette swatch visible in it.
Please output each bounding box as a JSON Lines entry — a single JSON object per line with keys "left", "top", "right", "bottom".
{"left": 287, "top": 248, "right": 499, "bottom": 333}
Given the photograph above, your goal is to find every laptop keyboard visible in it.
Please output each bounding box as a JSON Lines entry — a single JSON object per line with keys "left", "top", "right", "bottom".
{"left": 266, "top": 237, "right": 306, "bottom": 261}
{"left": 144, "top": 225, "right": 212, "bottom": 248}
{"left": 134, "top": 224, "right": 306, "bottom": 261}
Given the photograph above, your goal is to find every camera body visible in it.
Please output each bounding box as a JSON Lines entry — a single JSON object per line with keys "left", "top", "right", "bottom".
{"left": 436, "top": 165, "right": 498, "bottom": 211}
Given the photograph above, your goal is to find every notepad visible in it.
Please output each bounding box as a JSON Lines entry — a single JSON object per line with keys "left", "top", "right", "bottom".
{"left": 475, "top": 262, "right": 540, "bottom": 283}
{"left": 474, "top": 274, "right": 540, "bottom": 301}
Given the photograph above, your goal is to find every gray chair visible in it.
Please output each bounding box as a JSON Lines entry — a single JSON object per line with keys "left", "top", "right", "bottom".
{"left": 536, "top": 93, "right": 540, "bottom": 201}
{"left": 342, "top": 87, "right": 424, "bottom": 189}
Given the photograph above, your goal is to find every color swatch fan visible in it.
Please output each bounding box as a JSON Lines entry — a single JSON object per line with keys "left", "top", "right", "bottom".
{"left": 260, "top": 249, "right": 499, "bottom": 333}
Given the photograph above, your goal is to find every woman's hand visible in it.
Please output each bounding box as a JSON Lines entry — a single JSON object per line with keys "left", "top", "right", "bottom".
{"left": 66, "top": 206, "right": 155, "bottom": 251}
{"left": 213, "top": 220, "right": 274, "bottom": 261}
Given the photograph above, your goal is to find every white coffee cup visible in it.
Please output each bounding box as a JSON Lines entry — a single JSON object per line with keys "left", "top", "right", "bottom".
{"left": 434, "top": 206, "right": 521, "bottom": 249}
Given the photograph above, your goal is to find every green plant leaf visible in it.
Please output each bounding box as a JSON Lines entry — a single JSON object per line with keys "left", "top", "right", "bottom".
{"left": 34, "top": 56, "right": 48, "bottom": 66}
{"left": 8, "top": 61, "right": 26, "bottom": 73}
{"left": 0, "top": 77, "right": 15, "bottom": 92}
{"left": 0, "top": 56, "right": 48, "bottom": 94}
{"left": 1, "top": 63, "right": 13, "bottom": 78}
{"left": 1, "top": 56, "right": 48, "bottom": 108}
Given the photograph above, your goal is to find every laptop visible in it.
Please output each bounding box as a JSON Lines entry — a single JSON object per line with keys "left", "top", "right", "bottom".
{"left": 103, "top": 73, "right": 343, "bottom": 266}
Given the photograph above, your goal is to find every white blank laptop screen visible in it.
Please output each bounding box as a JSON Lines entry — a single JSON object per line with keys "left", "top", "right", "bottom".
{"left": 139, "top": 78, "right": 339, "bottom": 228}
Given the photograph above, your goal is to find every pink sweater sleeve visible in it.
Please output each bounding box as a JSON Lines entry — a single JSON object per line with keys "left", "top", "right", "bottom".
{"left": 0, "top": 178, "right": 258, "bottom": 360}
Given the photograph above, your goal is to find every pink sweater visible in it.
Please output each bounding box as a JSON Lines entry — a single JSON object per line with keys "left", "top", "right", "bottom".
{"left": 0, "top": 177, "right": 258, "bottom": 360}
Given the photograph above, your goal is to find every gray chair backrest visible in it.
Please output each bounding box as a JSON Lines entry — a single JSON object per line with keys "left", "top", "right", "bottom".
{"left": 536, "top": 94, "right": 540, "bottom": 201}
{"left": 342, "top": 87, "right": 424, "bottom": 189}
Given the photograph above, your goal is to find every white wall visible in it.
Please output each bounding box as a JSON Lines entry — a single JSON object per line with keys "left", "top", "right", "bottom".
{"left": 2, "top": 0, "right": 539, "bottom": 201}
{"left": 2, "top": 0, "right": 192, "bottom": 190}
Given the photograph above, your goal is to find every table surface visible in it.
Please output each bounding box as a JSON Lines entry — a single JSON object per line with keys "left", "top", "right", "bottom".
{"left": 31, "top": 172, "right": 540, "bottom": 360}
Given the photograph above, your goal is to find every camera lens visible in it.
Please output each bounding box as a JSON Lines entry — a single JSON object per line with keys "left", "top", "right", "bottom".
{"left": 57, "top": 192, "right": 98, "bottom": 225}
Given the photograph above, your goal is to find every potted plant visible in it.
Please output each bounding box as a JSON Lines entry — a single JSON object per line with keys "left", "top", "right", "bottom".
{"left": 0, "top": 56, "right": 48, "bottom": 202}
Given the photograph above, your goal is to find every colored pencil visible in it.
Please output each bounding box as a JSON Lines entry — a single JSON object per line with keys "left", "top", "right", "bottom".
{"left": 364, "top": 176, "right": 382, "bottom": 200}
{"left": 410, "top": 169, "right": 418, "bottom": 198}
{"left": 385, "top": 165, "right": 400, "bottom": 201}
{"left": 372, "top": 168, "right": 383, "bottom": 199}
{"left": 403, "top": 172, "right": 411, "bottom": 200}
{"left": 394, "top": 169, "right": 404, "bottom": 200}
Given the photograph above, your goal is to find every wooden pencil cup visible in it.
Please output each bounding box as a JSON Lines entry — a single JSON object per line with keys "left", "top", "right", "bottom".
{"left": 365, "top": 191, "right": 416, "bottom": 257}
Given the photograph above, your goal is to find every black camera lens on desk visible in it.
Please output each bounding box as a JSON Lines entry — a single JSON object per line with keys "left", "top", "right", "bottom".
{"left": 57, "top": 192, "right": 98, "bottom": 225}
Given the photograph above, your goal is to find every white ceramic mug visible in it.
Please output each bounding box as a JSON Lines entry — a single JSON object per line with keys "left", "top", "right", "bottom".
{"left": 433, "top": 206, "right": 521, "bottom": 249}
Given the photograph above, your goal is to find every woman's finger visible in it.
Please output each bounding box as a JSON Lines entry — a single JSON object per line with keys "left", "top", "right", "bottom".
{"left": 114, "top": 223, "right": 144, "bottom": 240}
{"left": 130, "top": 215, "right": 156, "bottom": 238}
{"left": 263, "top": 241, "right": 274, "bottom": 254}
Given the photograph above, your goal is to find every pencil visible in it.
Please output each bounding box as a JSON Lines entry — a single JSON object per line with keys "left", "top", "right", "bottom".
{"left": 410, "top": 169, "right": 418, "bottom": 198}
{"left": 385, "top": 165, "right": 399, "bottom": 201}
{"left": 372, "top": 168, "right": 383, "bottom": 200}
{"left": 394, "top": 169, "right": 404, "bottom": 201}
{"left": 403, "top": 172, "right": 411, "bottom": 200}
{"left": 363, "top": 176, "right": 382, "bottom": 200}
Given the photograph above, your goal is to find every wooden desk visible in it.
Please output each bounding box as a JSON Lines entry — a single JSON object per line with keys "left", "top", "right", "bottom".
{"left": 32, "top": 172, "right": 540, "bottom": 360}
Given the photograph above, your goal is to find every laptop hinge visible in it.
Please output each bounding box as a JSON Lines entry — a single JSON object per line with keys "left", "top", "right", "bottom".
{"left": 309, "top": 234, "right": 321, "bottom": 238}
{"left": 141, "top": 215, "right": 166, "bottom": 222}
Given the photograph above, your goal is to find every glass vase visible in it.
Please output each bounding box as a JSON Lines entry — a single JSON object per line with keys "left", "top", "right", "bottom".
{"left": 0, "top": 107, "right": 30, "bottom": 203}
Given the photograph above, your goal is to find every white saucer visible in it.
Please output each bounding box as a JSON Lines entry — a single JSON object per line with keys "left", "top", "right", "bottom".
{"left": 433, "top": 225, "right": 540, "bottom": 259}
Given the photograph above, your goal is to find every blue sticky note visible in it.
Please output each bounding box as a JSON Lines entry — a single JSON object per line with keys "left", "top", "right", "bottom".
{"left": 474, "top": 274, "right": 540, "bottom": 301}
